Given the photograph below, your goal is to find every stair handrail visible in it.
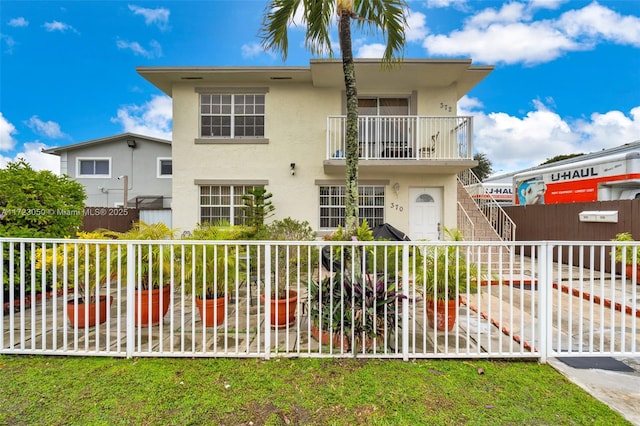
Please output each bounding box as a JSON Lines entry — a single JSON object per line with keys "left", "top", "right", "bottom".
{"left": 457, "top": 169, "right": 516, "bottom": 241}
{"left": 456, "top": 201, "right": 475, "bottom": 241}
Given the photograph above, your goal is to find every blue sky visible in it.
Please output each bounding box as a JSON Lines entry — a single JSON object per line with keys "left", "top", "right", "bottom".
{"left": 1, "top": 0, "right": 639, "bottom": 175}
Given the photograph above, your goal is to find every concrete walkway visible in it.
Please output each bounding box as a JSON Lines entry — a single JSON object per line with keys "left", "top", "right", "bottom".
{"left": 549, "top": 356, "right": 640, "bottom": 425}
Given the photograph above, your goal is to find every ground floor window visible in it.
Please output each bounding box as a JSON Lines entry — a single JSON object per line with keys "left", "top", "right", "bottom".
{"left": 319, "top": 185, "right": 385, "bottom": 229}
{"left": 200, "top": 185, "right": 260, "bottom": 225}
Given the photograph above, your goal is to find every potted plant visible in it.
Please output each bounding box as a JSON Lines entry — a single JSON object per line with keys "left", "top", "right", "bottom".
{"left": 111, "top": 221, "right": 175, "bottom": 326}
{"left": 612, "top": 232, "right": 639, "bottom": 278}
{"left": 415, "top": 227, "right": 479, "bottom": 331}
{"left": 36, "top": 231, "right": 114, "bottom": 328}
{"left": 262, "top": 218, "right": 317, "bottom": 328}
{"left": 181, "top": 244, "right": 237, "bottom": 327}
{"left": 181, "top": 222, "right": 247, "bottom": 326}
{"left": 307, "top": 270, "right": 403, "bottom": 352}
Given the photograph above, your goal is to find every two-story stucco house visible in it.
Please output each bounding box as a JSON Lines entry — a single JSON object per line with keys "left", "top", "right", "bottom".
{"left": 44, "top": 133, "right": 172, "bottom": 210}
{"left": 137, "top": 59, "right": 493, "bottom": 239}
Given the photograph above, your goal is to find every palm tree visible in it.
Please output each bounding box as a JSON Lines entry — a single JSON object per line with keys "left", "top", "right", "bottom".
{"left": 260, "top": 0, "right": 407, "bottom": 237}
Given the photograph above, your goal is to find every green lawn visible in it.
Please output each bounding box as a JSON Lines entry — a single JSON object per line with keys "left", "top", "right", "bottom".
{"left": 0, "top": 355, "right": 630, "bottom": 425}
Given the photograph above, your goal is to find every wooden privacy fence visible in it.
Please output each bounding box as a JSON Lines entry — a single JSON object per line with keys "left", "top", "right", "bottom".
{"left": 81, "top": 207, "right": 139, "bottom": 233}
{"left": 504, "top": 200, "right": 640, "bottom": 271}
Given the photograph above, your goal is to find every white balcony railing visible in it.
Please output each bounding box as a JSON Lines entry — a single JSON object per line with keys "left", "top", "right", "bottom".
{"left": 326, "top": 115, "right": 473, "bottom": 161}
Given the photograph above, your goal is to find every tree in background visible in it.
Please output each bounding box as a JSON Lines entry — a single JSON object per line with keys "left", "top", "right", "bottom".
{"left": 260, "top": 0, "right": 407, "bottom": 237}
{"left": 242, "top": 187, "right": 275, "bottom": 231}
{"left": 540, "top": 153, "right": 584, "bottom": 166}
{"left": 0, "top": 159, "right": 85, "bottom": 237}
{"left": 471, "top": 152, "right": 494, "bottom": 181}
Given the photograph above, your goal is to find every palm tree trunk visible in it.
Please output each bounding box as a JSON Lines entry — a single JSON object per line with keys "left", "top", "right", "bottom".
{"left": 339, "top": 11, "right": 359, "bottom": 237}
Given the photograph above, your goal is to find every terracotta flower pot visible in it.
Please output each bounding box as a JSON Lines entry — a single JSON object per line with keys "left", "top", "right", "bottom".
{"left": 625, "top": 264, "right": 639, "bottom": 279}
{"left": 66, "top": 295, "right": 113, "bottom": 328}
{"left": 261, "top": 290, "right": 298, "bottom": 328}
{"left": 426, "top": 298, "right": 459, "bottom": 331}
{"left": 135, "top": 285, "right": 171, "bottom": 326}
{"left": 195, "top": 296, "right": 227, "bottom": 327}
{"left": 311, "top": 323, "right": 349, "bottom": 350}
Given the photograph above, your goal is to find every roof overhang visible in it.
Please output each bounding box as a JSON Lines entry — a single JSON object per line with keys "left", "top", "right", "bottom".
{"left": 310, "top": 59, "right": 493, "bottom": 99}
{"left": 136, "top": 66, "right": 313, "bottom": 96}
{"left": 137, "top": 59, "right": 494, "bottom": 100}
{"left": 43, "top": 133, "right": 171, "bottom": 156}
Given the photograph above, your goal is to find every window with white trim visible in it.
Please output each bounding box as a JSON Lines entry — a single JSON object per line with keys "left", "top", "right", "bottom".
{"left": 77, "top": 158, "right": 110, "bottom": 177}
{"left": 200, "top": 185, "right": 261, "bottom": 225}
{"left": 200, "top": 94, "right": 265, "bottom": 138}
{"left": 319, "top": 185, "right": 385, "bottom": 229}
{"left": 158, "top": 158, "right": 172, "bottom": 177}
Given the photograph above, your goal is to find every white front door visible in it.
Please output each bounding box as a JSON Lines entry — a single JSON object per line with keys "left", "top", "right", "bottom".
{"left": 409, "top": 187, "right": 442, "bottom": 240}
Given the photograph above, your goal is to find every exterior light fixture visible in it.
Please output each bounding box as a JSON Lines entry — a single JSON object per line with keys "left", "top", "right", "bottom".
{"left": 290, "top": 163, "right": 296, "bottom": 176}
{"left": 126, "top": 139, "right": 137, "bottom": 148}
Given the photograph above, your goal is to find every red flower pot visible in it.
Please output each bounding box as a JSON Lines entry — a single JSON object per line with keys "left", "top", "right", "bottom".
{"left": 311, "top": 324, "right": 349, "bottom": 350}
{"left": 261, "top": 290, "right": 298, "bottom": 328}
{"left": 66, "top": 295, "right": 113, "bottom": 328}
{"left": 626, "top": 264, "right": 639, "bottom": 280}
{"left": 135, "top": 285, "right": 171, "bottom": 326}
{"left": 426, "top": 298, "right": 459, "bottom": 331}
{"left": 195, "top": 296, "right": 227, "bottom": 327}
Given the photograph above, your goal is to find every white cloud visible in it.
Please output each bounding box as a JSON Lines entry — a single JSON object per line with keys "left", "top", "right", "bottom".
{"left": 466, "top": 2, "right": 529, "bottom": 27}
{"left": 406, "top": 11, "right": 428, "bottom": 42}
{"left": 17, "top": 142, "right": 60, "bottom": 172}
{"left": 573, "top": 107, "right": 640, "bottom": 148}
{"left": 460, "top": 96, "right": 640, "bottom": 173}
{"left": 241, "top": 42, "right": 264, "bottom": 59}
{"left": 116, "top": 39, "right": 162, "bottom": 58}
{"left": 528, "top": 0, "right": 567, "bottom": 11}
{"left": 557, "top": 2, "right": 640, "bottom": 46}
{"left": 0, "top": 141, "right": 60, "bottom": 172}
{"left": 423, "top": 2, "right": 640, "bottom": 65}
{"left": 357, "top": 43, "right": 385, "bottom": 58}
{"left": 111, "top": 95, "right": 172, "bottom": 140}
{"left": 43, "top": 21, "right": 78, "bottom": 34}
{"left": 0, "top": 112, "right": 18, "bottom": 150}
{"left": 128, "top": 4, "right": 170, "bottom": 31}
{"left": 426, "top": 0, "right": 468, "bottom": 10}
{"left": 1, "top": 33, "right": 16, "bottom": 53}
{"left": 24, "top": 116, "right": 66, "bottom": 139}
{"left": 425, "top": 22, "right": 580, "bottom": 65}
{"left": 8, "top": 17, "right": 29, "bottom": 27}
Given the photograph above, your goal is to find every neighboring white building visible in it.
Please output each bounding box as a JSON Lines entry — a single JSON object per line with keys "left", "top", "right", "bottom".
{"left": 44, "top": 133, "right": 172, "bottom": 211}
{"left": 137, "top": 59, "right": 494, "bottom": 238}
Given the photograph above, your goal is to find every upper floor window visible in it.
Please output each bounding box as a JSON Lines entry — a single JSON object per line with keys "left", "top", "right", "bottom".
{"left": 77, "top": 158, "right": 110, "bottom": 177}
{"left": 200, "top": 94, "right": 265, "bottom": 138}
{"left": 158, "top": 158, "right": 172, "bottom": 178}
{"left": 358, "top": 97, "right": 409, "bottom": 116}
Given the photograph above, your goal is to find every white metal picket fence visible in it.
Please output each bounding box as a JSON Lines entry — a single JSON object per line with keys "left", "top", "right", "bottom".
{"left": 1, "top": 239, "right": 638, "bottom": 361}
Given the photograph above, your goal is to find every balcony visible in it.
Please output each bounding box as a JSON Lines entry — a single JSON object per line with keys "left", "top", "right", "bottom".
{"left": 324, "top": 116, "right": 476, "bottom": 174}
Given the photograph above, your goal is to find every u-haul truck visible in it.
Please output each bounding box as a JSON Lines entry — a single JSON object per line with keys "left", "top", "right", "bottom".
{"left": 513, "top": 151, "right": 640, "bottom": 205}
{"left": 468, "top": 183, "right": 514, "bottom": 205}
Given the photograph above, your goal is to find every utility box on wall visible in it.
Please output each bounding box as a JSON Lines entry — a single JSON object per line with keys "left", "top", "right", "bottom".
{"left": 578, "top": 210, "right": 619, "bottom": 223}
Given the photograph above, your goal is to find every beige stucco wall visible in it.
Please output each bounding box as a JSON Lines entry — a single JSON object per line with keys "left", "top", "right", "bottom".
{"left": 172, "top": 82, "right": 339, "bottom": 233}
{"left": 172, "top": 80, "right": 463, "bottom": 239}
